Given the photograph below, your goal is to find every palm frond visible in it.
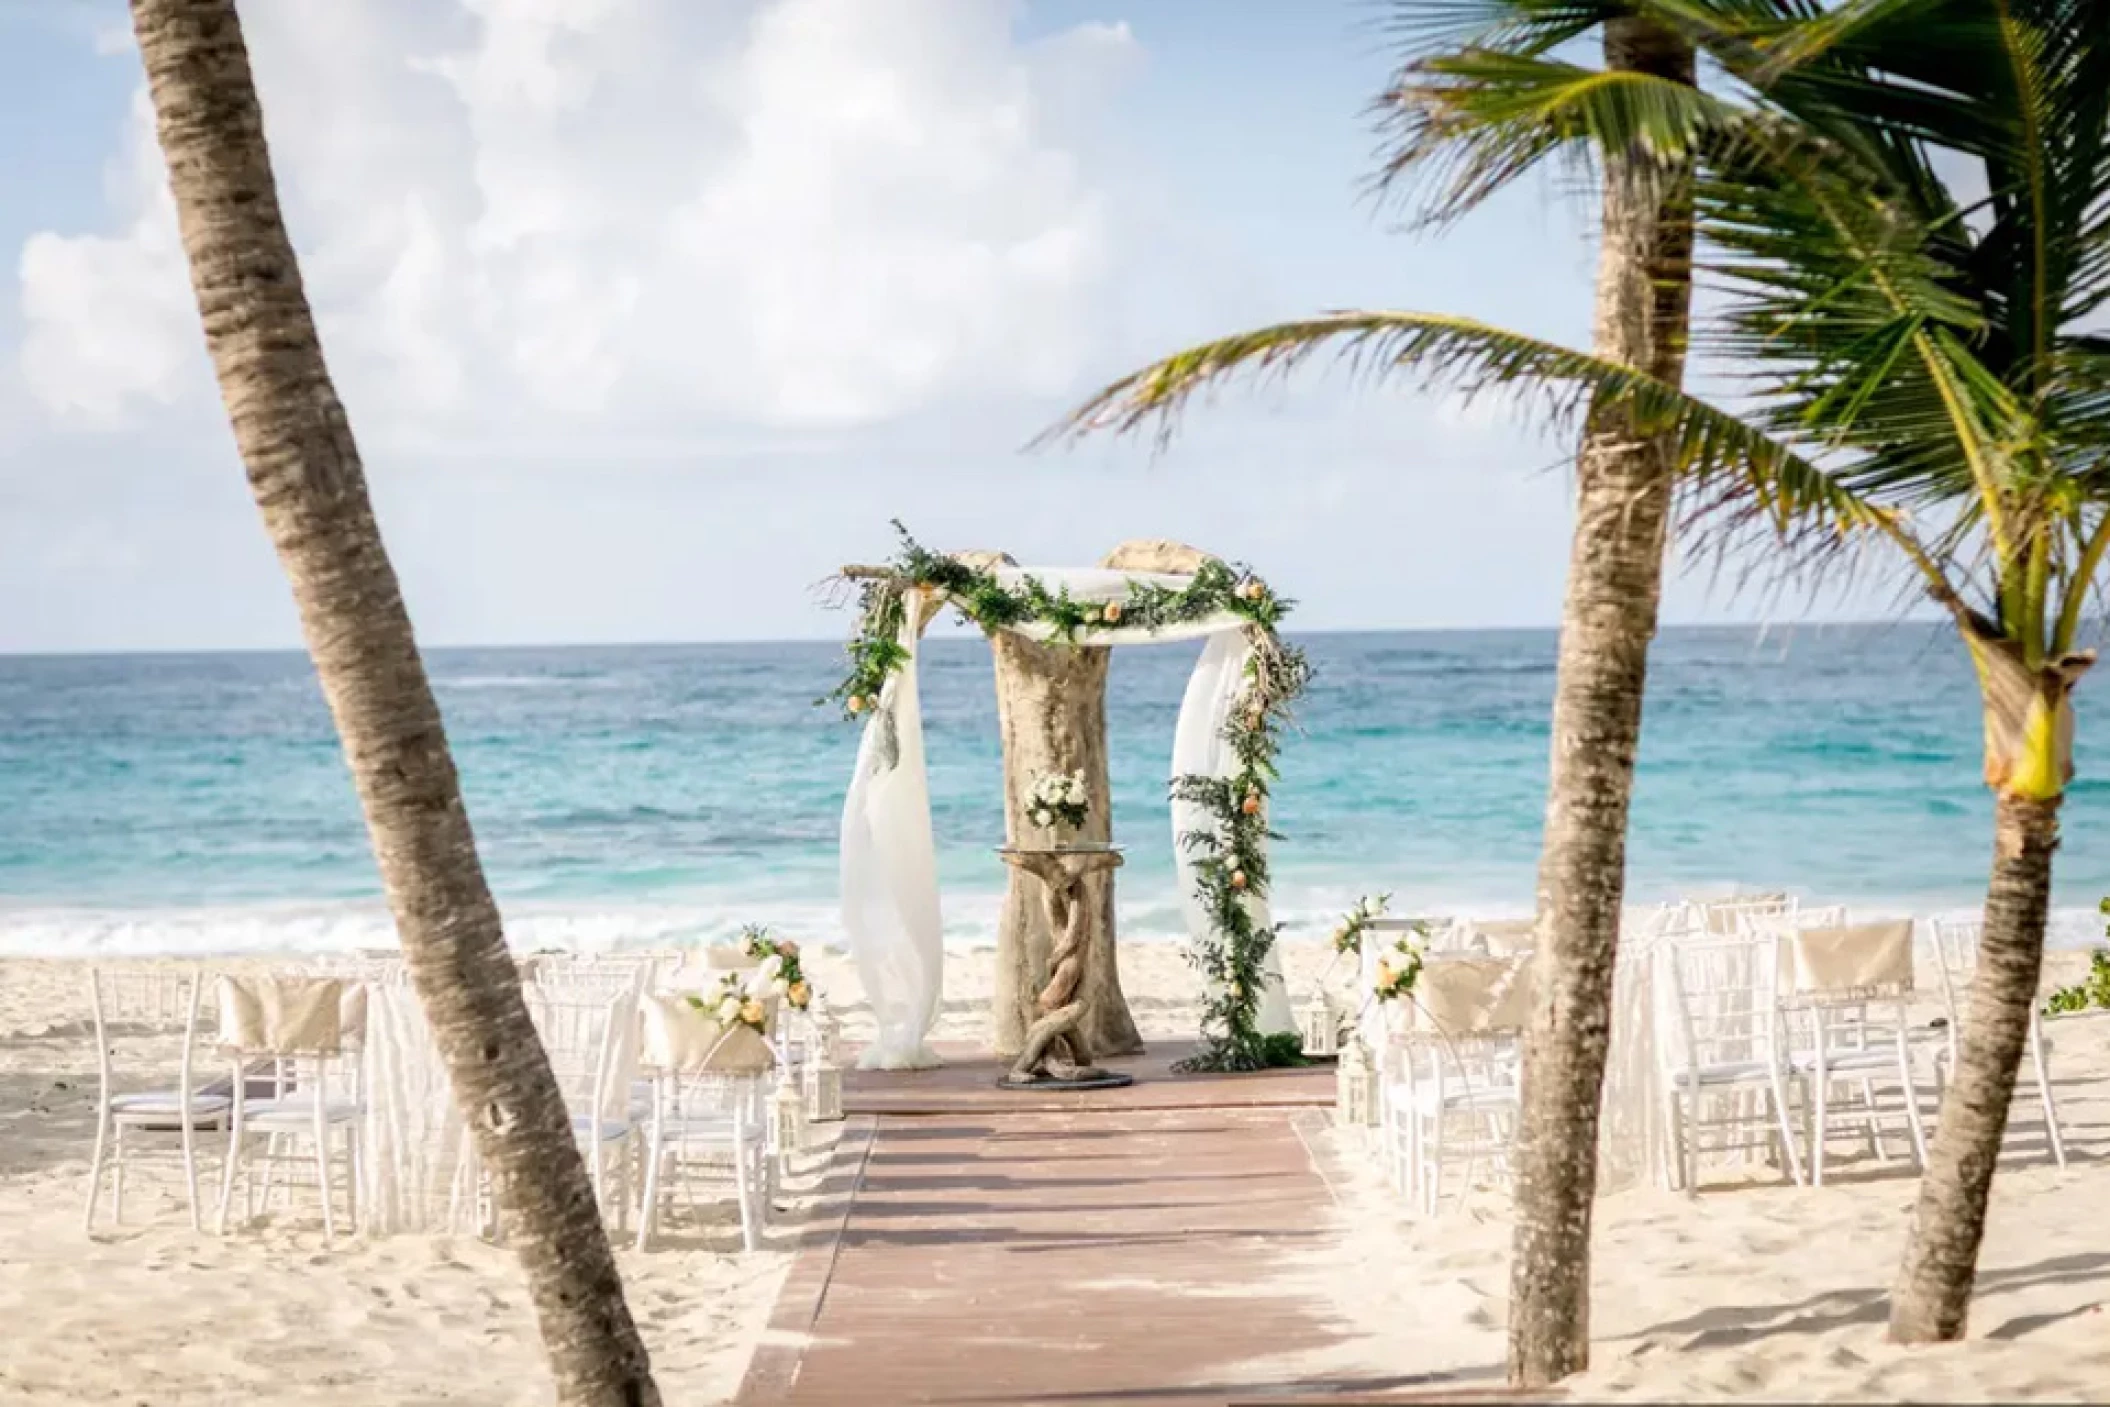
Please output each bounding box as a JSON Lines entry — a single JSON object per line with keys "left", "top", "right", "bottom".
{"left": 1378, "top": 0, "right": 1617, "bottom": 60}
{"left": 1040, "top": 310, "right": 1897, "bottom": 576}
{"left": 1373, "top": 52, "right": 1744, "bottom": 224}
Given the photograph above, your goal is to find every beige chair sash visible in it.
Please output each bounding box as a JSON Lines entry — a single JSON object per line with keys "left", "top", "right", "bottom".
{"left": 638, "top": 993, "right": 776, "bottom": 1073}
{"left": 1467, "top": 919, "right": 1536, "bottom": 956}
{"left": 1785, "top": 919, "right": 1914, "bottom": 999}
{"left": 1413, "top": 953, "right": 1536, "bottom": 1035}
{"left": 217, "top": 975, "right": 346, "bottom": 1054}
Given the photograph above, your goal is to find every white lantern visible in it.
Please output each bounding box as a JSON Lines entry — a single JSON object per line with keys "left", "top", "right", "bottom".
{"left": 771, "top": 1077, "right": 806, "bottom": 1160}
{"left": 803, "top": 1053, "right": 845, "bottom": 1124}
{"left": 1299, "top": 994, "right": 1340, "bottom": 1058}
{"left": 1335, "top": 1036, "right": 1378, "bottom": 1128}
{"left": 813, "top": 1004, "right": 843, "bottom": 1065}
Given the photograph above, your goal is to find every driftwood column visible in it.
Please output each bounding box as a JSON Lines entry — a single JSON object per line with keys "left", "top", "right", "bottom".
{"left": 989, "top": 629, "right": 1143, "bottom": 1060}
{"left": 998, "top": 846, "right": 1129, "bottom": 1086}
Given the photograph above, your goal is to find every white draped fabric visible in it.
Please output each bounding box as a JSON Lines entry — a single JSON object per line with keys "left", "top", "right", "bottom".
{"left": 840, "top": 605, "right": 946, "bottom": 1070}
{"left": 839, "top": 565, "right": 1296, "bottom": 1068}
{"left": 360, "top": 985, "right": 481, "bottom": 1235}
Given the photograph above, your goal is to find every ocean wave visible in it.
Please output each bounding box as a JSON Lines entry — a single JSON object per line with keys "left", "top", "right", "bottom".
{"left": 2, "top": 890, "right": 2100, "bottom": 957}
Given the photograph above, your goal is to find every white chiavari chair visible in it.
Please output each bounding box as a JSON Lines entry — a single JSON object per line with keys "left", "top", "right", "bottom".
{"left": 83, "top": 965, "right": 226, "bottom": 1232}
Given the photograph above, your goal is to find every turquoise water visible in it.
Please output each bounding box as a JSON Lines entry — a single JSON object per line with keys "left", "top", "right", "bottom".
{"left": 1, "top": 624, "right": 2105, "bottom": 954}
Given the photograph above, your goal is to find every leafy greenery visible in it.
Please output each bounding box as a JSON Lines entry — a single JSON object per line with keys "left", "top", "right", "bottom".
{"left": 826, "top": 522, "right": 1313, "bottom": 1071}
{"left": 2045, "top": 951, "right": 2110, "bottom": 1015}
{"left": 1330, "top": 893, "right": 1394, "bottom": 956}
{"left": 1047, "top": 0, "right": 2110, "bottom": 802}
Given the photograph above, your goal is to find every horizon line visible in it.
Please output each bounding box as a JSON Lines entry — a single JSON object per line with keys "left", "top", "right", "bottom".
{"left": 0, "top": 615, "right": 1962, "bottom": 662}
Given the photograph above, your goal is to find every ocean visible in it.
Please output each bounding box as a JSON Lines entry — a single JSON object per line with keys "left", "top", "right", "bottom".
{"left": 2, "top": 623, "right": 2105, "bottom": 957}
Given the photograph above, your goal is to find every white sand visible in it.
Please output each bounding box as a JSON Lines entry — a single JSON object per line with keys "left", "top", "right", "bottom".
{"left": 3, "top": 939, "right": 2105, "bottom": 1402}
{"left": 0, "top": 957, "right": 823, "bottom": 1406}
{"left": 1250, "top": 944, "right": 2110, "bottom": 1402}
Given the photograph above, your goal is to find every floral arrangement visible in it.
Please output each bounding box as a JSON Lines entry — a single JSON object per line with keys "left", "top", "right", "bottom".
{"left": 740, "top": 924, "right": 813, "bottom": 1010}
{"left": 827, "top": 522, "right": 1312, "bottom": 1073}
{"left": 687, "top": 926, "right": 815, "bottom": 1027}
{"left": 1330, "top": 894, "right": 1392, "bottom": 956}
{"left": 690, "top": 971, "right": 771, "bottom": 1032}
{"left": 1372, "top": 924, "right": 1430, "bottom": 1004}
{"left": 1026, "top": 770, "right": 1091, "bottom": 833}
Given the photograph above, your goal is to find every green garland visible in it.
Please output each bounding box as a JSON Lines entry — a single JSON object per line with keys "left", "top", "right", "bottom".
{"left": 1329, "top": 894, "right": 1392, "bottom": 956}
{"left": 825, "top": 522, "right": 1313, "bottom": 1072}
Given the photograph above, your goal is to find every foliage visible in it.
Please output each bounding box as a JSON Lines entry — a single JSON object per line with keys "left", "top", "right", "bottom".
{"left": 825, "top": 523, "right": 1312, "bottom": 1071}
{"left": 1047, "top": 0, "right": 2110, "bottom": 800}
{"left": 1330, "top": 893, "right": 1394, "bottom": 956}
{"left": 2044, "top": 951, "right": 2110, "bottom": 1015}
{"left": 739, "top": 924, "right": 812, "bottom": 1010}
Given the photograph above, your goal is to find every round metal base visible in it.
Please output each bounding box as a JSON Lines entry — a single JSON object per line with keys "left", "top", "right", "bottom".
{"left": 996, "top": 1070, "right": 1136, "bottom": 1093}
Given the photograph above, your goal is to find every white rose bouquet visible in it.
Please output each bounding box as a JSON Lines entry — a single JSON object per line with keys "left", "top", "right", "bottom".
{"left": 689, "top": 969, "right": 771, "bottom": 1032}
{"left": 1372, "top": 924, "right": 1429, "bottom": 1004}
{"left": 1026, "top": 769, "right": 1090, "bottom": 833}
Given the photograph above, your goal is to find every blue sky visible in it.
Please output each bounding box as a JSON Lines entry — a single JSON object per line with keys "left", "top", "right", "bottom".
{"left": 0, "top": 0, "right": 1908, "bottom": 653}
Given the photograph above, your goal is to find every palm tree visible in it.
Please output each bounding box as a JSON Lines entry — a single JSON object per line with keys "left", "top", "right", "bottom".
{"left": 125, "top": 2, "right": 660, "bottom": 1401}
{"left": 1057, "top": 0, "right": 2110, "bottom": 1358}
{"left": 1687, "top": 0, "right": 2110, "bottom": 1342}
{"left": 1052, "top": 0, "right": 1743, "bottom": 1384}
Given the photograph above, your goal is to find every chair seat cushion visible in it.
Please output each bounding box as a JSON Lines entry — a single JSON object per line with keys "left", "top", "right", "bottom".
{"left": 1670, "top": 1060, "right": 1780, "bottom": 1088}
{"left": 112, "top": 1090, "right": 232, "bottom": 1115}
{"left": 240, "top": 1097, "right": 362, "bottom": 1127}
{"left": 571, "top": 1114, "right": 633, "bottom": 1142}
{"left": 1384, "top": 1080, "right": 1519, "bottom": 1111}
{"left": 1793, "top": 1049, "right": 1902, "bottom": 1075}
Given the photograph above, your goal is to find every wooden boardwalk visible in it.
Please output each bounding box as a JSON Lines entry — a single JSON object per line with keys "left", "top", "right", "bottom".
{"left": 738, "top": 1050, "right": 1509, "bottom": 1406}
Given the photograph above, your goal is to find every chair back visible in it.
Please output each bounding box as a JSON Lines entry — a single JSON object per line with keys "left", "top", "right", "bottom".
{"left": 1698, "top": 893, "right": 1793, "bottom": 935}
{"left": 88, "top": 965, "right": 201, "bottom": 1033}
{"left": 532, "top": 956, "right": 652, "bottom": 1001}
{"left": 88, "top": 965, "right": 207, "bottom": 1106}
{"left": 1927, "top": 915, "right": 2032, "bottom": 1058}
{"left": 527, "top": 989, "right": 635, "bottom": 1129}
{"left": 1656, "top": 933, "right": 1786, "bottom": 1077}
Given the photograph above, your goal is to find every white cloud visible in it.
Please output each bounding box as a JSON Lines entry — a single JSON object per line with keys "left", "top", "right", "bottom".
{"left": 15, "top": 0, "right": 1139, "bottom": 439}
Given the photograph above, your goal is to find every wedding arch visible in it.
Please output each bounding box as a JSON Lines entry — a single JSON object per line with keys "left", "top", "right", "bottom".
{"left": 829, "top": 524, "right": 1312, "bottom": 1074}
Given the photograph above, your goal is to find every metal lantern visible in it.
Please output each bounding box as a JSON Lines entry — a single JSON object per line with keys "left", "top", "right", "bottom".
{"left": 1299, "top": 993, "right": 1340, "bottom": 1059}
{"left": 803, "top": 1052, "right": 845, "bottom": 1124}
{"left": 1335, "top": 1035, "right": 1379, "bottom": 1128}
{"left": 771, "top": 1077, "right": 806, "bottom": 1159}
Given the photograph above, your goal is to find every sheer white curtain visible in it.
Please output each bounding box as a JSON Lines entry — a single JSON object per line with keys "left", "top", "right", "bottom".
{"left": 839, "top": 566, "right": 1297, "bottom": 1066}
{"left": 839, "top": 605, "right": 945, "bottom": 1070}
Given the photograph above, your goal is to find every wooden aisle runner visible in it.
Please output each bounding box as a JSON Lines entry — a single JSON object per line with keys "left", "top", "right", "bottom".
{"left": 737, "top": 1099, "right": 1486, "bottom": 1406}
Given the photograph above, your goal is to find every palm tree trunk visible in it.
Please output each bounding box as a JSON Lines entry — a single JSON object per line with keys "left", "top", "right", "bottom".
{"left": 1889, "top": 793, "right": 2059, "bottom": 1341}
{"left": 127, "top": 3, "right": 658, "bottom": 1402}
{"left": 1505, "top": 15, "right": 1695, "bottom": 1390}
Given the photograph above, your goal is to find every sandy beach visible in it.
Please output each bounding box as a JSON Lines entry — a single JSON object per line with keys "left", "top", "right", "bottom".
{"left": 1, "top": 938, "right": 2104, "bottom": 1403}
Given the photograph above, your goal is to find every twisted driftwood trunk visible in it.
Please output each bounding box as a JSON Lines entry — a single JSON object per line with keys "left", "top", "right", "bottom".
{"left": 990, "top": 632, "right": 1142, "bottom": 1059}
{"left": 1003, "top": 849, "right": 1125, "bottom": 1081}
